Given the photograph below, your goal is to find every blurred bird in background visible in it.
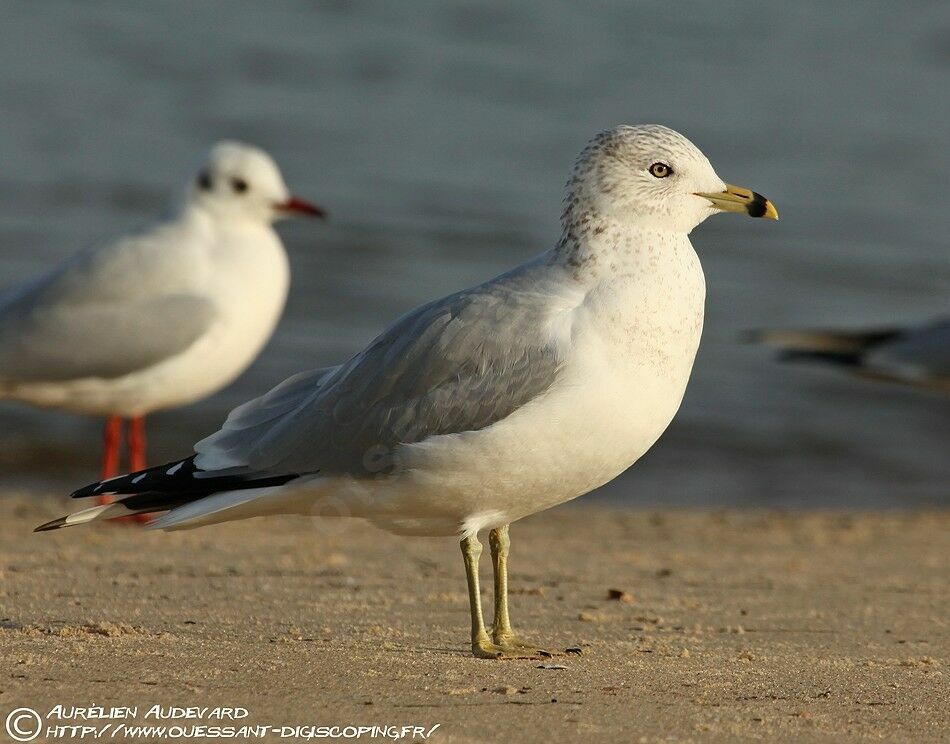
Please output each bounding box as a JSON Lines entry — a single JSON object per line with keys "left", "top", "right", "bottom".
{"left": 749, "top": 317, "right": 949, "bottom": 394}
{"left": 0, "top": 141, "right": 325, "bottom": 511}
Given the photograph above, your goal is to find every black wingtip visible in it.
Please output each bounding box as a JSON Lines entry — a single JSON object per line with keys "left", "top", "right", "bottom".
{"left": 71, "top": 474, "right": 134, "bottom": 499}
{"left": 34, "top": 516, "right": 68, "bottom": 533}
{"left": 71, "top": 484, "right": 102, "bottom": 499}
{"left": 69, "top": 457, "right": 199, "bottom": 499}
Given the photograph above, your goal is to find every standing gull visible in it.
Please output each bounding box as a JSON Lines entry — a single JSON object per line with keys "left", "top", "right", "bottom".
{"left": 1, "top": 142, "right": 324, "bottom": 494}
{"left": 750, "top": 317, "right": 950, "bottom": 393}
{"left": 38, "top": 125, "right": 777, "bottom": 658}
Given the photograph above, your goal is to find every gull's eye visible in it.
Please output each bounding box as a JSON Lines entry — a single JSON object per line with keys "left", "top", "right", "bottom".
{"left": 230, "top": 177, "right": 249, "bottom": 194}
{"left": 649, "top": 162, "right": 672, "bottom": 178}
{"left": 197, "top": 171, "right": 213, "bottom": 190}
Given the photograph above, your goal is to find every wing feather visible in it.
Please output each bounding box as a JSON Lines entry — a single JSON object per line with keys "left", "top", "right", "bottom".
{"left": 0, "top": 219, "right": 217, "bottom": 382}
{"left": 195, "top": 266, "right": 570, "bottom": 476}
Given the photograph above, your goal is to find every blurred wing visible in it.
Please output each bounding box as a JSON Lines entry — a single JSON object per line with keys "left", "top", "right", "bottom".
{"left": 0, "top": 219, "right": 219, "bottom": 382}
{"left": 752, "top": 316, "right": 950, "bottom": 392}
{"left": 195, "top": 275, "right": 566, "bottom": 475}
{"left": 0, "top": 291, "right": 217, "bottom": 382}
{"left": 865, "top": 318, "right": 950, "bottom": 385}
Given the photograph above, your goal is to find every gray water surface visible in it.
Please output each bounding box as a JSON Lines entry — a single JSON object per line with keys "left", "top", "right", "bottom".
{"left": 0, "top": 1, "right": 947, "bottom": 506}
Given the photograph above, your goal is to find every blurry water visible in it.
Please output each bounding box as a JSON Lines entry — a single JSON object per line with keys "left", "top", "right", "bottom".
{"left": 0, "top": 1, "right": 947, "bottom": 506}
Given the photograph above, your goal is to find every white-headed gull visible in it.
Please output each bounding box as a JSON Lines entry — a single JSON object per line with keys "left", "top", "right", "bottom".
{"left": 39, "top": 125, "right": 776, "bottom": 657}
{"left": 750, "top": 318, "right": 949, "bottom": 393}
{"left": 2, "top": 141, "right": 324, "bottom": 496}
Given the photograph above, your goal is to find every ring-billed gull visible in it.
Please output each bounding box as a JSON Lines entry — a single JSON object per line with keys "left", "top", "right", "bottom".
{"left": 1, "top": 142, "right": 324, "bottom": 493}
{"left": 750, "top": 318, "right": 949, "bottom": 393}
{"left": 38, "top": 125, "right": 777, "bottom": 658}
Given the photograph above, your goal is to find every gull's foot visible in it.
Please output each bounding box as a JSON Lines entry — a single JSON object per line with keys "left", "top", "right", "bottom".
{"left": 491, "top": 631, "right": 551, "bottom": 658}
{"left": 471, "top": 637, "right": 509, "bottom": 659}
{"left": 471, "top": 632, "right": 548, "bottom": 659}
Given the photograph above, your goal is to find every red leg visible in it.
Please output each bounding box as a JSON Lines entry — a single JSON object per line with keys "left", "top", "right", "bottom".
{"left": 96, "top": 415, "right": 122, "bottom": 506}
{"left": 98, "top": 416, "right": 122, "bottom": 478}
{"left": 125, "top": 415, "right": 152, "bottom": 524}
{"left": 128, "top": 415, "right": 147, "bottom": 472}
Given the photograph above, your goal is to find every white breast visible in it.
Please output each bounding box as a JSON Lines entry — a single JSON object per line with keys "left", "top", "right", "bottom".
{"left": 124, "top": 221, "right": 291, "bottom": 413}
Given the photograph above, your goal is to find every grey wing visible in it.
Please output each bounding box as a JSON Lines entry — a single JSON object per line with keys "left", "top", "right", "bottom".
{"left": 194, "top": 274, "right": 565, "bottom": 476}
{"left": 0, "top": 216, "right": 223, "bottom": 383}
{"left": 194, "top": 366, "right": 339, "bottom": 469}
{"left": 866, "top": 318, "right": 950, "bottom": 385}
{"left": 0, "top": 286, "right": 217, "bottom": 382}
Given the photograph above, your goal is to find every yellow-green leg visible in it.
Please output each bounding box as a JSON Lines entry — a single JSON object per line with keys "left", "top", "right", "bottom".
{"left": 489, "top": 525, "right": 546, "bottom": 655}
{"left": 461, "top": 534, "right": 509, "bottom": 658}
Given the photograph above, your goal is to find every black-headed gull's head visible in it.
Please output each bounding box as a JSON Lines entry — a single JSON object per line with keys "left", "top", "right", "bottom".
{"left": 187, "top": 141, "right": 325, "bottom": 223}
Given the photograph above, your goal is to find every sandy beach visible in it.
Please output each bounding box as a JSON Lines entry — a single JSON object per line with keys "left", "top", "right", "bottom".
{"left": 1, "top": 493, "right": 947, "bottom": 742}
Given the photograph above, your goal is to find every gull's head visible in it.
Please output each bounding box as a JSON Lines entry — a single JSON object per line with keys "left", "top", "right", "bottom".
{"left": 186, "top": 141, "right": 325, "bottom": 223}
{"left": 567, "top": 125, "right": 777, "bottom": 234}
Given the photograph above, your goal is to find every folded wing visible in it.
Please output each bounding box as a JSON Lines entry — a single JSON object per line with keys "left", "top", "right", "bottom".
{"left": 195, "top": 270, "right": 568, "bottom": 477}
{"left": 0, "top": 227, "right": 218, "bottom": 383}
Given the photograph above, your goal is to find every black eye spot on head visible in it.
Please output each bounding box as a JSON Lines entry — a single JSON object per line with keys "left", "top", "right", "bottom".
{"left": 649, "top": 162, "right": 672, "bottom": 178}
{"left": 230, "top": 177, "right": 249, "bottom": 194}
{"left": 197, "top": 171, "right": 213, "bottom": 190}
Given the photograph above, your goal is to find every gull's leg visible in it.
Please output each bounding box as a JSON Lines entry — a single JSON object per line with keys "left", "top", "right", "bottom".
{"left": 124, "top": 416, "right": 152, "bottom": 524}
{"left": 95, "top": 416, "right": 150, "bottom": 524}
{"left": 489, "top": 525, "right": 517, "bottom": 644}
{"left": 489, "top": 525, "right": 545, "bottom": 654}
{"left": 97, "top": 416, "right": 122, "bottom": 484}
{"left": 128, "top": 415, "right": 147, "bottom": 472}
{"left": 461, "top": 534, "right": 508, "bottom": 658}
{"left": 97, "top": 416, "right": 132, "bottom": 516}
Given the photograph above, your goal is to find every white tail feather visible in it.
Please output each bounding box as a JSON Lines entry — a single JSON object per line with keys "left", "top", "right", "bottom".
{"left": 148, "top": 486, "right": 286, "bottom": 531}
{"left": 65, "top": 502, "right": 137, "bottom": 526}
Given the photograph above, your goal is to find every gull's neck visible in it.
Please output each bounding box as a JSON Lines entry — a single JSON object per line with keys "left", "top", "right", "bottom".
{"left": 551, "top": 200, "right": 691, "bottom": 281}
{"left": 179, "top": 202, "right": 273, "bottom": 231}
